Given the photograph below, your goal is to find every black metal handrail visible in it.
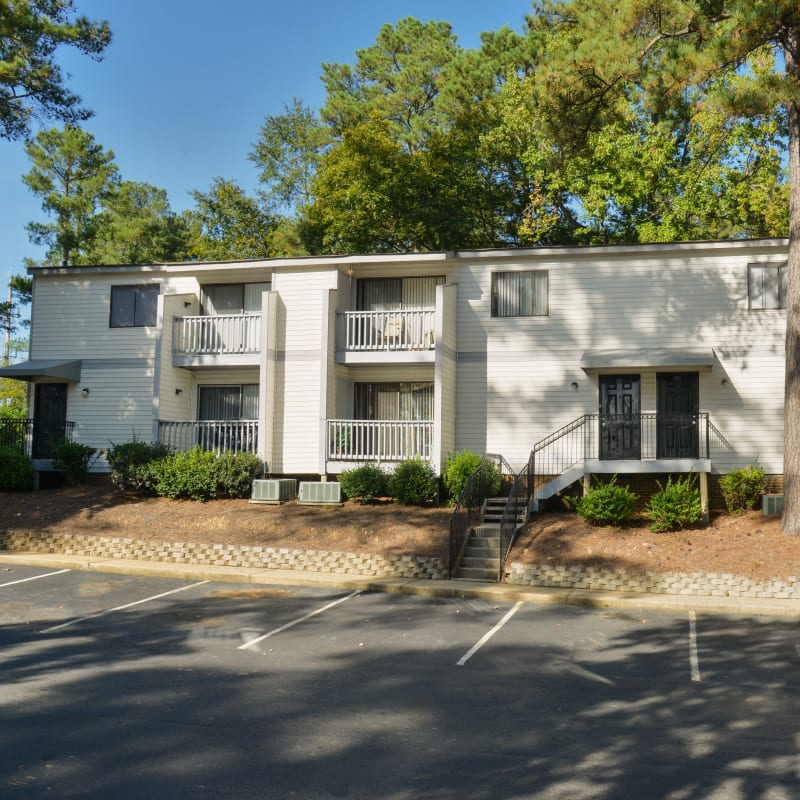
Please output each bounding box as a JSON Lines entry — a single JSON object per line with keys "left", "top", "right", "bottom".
{"left": 531, "top": 412, "right": 714, "bottom": 497}
{"left": 0, "top": 418, "right": 75, "bottom": 458}
{"left": 498, "top": 458, "right": 531, "bottom": 581}
{"left": 448, "top": 453, "right": 513, "bottom": 578}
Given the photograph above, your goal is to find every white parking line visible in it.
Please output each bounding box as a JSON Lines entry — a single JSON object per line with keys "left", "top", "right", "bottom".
{"left": 0, "top": 569, "right": 70, "bottom": 588}
{"left": 689, "top": 610, "right": 701, "bottom": 682}
{"left": 238, "top": 590, "right": 361, "bottom": 650}
{"left": 40, "top": 580, "right": 210, "bottom": 633}
{"left": 457, "top": 601, "right": 523, "bottom": 667}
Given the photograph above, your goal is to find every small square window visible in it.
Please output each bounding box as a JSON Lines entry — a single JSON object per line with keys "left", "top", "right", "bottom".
{"left": 110, "top": 285, "right": 159, "bottom": 327}
{"left": 491, "top": 270, "right": 549, "bottom": 317}
{"left": 748, "top": 263, "right": 787, "bottom": 310}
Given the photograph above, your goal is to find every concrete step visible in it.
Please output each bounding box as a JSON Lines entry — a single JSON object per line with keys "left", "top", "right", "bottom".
{"left": 455, "top": 566, "right": 499, "bottom": 581}
{"left": 473, "top": 523, "right": 501, "bottom": 537}
{"left": 461, "top": 556, "right": 500, "bottom": 570}
{"left": 465, "top": 540, "right": 499, "bottom": 553}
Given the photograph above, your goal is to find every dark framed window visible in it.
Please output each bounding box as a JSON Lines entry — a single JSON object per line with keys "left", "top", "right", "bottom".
{"left": 491, "top": 270, "right": 549, "bottom": 317}
{"left": 198, "top": 385, "right": 258, "bottom": 420}
{"left": 748, "top": 263, "right": 787, "bottom": 310}
{"left": 354, "top": 382, "right": 433, "bottom": 421}
{"left": 110, "top": 284, "right": 160, "bottom": 327}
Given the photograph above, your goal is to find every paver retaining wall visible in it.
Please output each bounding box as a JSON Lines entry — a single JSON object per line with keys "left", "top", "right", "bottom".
{"left": 0, "top": 531, "right": 447, "bottom": 580}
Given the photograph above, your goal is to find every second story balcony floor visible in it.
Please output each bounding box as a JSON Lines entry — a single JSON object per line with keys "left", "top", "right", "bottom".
{"left": 335, "top": 308, "right": 437, "bottom": 364}
{"left": 172, "top": 313, "right": 262, "bottom": 367}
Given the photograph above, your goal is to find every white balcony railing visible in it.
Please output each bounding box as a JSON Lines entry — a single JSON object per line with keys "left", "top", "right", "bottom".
{"left": 158, "top": 420, "right": 258, "bottom": 455}
{"left": 173, "top": 314, "right": 261, "bottom": 356}
{"left": 337, "top": 309, "right": 436, "bottom": 352}
{"left": 327, "top": 419, "right": 433, "bottom": 462}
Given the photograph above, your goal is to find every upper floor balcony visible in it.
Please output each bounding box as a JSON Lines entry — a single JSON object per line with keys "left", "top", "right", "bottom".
{"left": 335, "top": 309, "right": 436, "bottom": 365}
{"left": 172, "top": 313, "right": 262, "bottom": 367}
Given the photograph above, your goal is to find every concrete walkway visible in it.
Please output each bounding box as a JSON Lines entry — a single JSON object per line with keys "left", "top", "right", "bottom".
{"left": 2, "top": 550, "right": 799, "bottom": 618}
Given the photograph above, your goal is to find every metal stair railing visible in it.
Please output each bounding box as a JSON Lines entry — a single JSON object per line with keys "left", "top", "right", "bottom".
{"left": 498, "top": 458, "right": 532, "bottom": 582}
{"left": 530, "top": 415, "right": 591, "bottom": 502}
{"left": 448, "top": 453, "right": 515, "bottom": 579}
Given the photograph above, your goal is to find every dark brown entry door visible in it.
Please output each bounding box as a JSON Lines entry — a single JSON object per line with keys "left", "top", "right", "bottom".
{"left": 33, "top": 383, "right": 68, "bottom": 458}
{"left": 599, "top": 375, "right": 641, "bottom": 460}
{"left": 657, "top": 372, "right": 699, "bottom": 458}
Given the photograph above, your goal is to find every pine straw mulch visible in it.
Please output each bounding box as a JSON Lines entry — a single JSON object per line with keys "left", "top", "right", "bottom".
{"left": 2, "top": 479, "right": 797, "bottom": 580}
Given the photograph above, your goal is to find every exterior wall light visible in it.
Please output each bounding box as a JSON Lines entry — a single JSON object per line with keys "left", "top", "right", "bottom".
{"left": 81, "top": 388, "right": 90, "bottom": 398}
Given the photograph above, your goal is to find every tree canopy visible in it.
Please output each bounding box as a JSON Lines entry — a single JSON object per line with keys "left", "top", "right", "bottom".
{"left": 0, "top": 0, "right": 111, "bottom": 140}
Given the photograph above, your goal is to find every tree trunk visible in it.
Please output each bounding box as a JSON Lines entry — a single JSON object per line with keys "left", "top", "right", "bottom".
{"left": 782, "top": 28, "right": 800, "bottom": 534}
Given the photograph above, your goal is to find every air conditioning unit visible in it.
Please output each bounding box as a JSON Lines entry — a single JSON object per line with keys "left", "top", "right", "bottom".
{"left": 250, "top": 479, "right": 297, "bottom": 504}
{"left": 763, "top": 494, "right": 784, "bottom": 517}
{"left": 298, "top": 481, "right": 342, "bottom": 505}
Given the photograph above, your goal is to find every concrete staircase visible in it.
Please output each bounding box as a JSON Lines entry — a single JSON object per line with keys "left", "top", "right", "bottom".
{"left": 454, "top": 497, "right": 528, "bottom": 581}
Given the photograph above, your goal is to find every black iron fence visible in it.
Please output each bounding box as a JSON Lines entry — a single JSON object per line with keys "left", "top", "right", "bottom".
{"left": 531, "top": 413, "right": 717, "bottom": 495}
{"left": 0, "top": 418, "right": 75, "bottom": 458}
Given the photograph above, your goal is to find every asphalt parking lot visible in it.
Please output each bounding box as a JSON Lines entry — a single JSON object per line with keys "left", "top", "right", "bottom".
{"left": 2, "top": 564, "right": 800, "bottom": 799}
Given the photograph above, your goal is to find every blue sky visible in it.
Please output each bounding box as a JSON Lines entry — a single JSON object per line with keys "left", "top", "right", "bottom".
{"left": 0, "top": 0, "right": 533, "bottom": 285}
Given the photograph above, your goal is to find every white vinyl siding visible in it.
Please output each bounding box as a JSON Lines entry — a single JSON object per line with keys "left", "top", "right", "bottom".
{"left": 491, "top": 270, "right": 548, "bottom": 317}
{"left": 31, "top": 273, "right": 197, "bottom": 360}
{"left": 748, "top": 263, "right": 787, "bottom": 310}
{"left": 270, "top": 268, "right": 339, "bottom": 473}
{"left": 456, "top": 247, "right": 787, "bottom": 472}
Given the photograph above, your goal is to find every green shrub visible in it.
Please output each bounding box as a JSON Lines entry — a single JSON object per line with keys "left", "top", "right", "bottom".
{"left": 572, "top": 475, "right": 638, "bottom": 526}
{"left": 719, "top": 465, "right": 766, "bottom": 513}
{"left": 106, "top": 437, "right": 171, "bottom": 493}
{"left": 0, "top": 446, "right": 34, "bottom": 491}
{"left": 646, "top": 475, "right": 703, "bottom": 532}
{"left": 149, "top": 446, "right": 218, "bottom": 501}
{"left": 388, "top": 458, "right": 438, "bottom": 505}
{"left": 213, "top": 451, "right": 261, "bottom": 498}
{"left": 50, "top": 439, "right": 97, "bottom": 485}
{"left": 443, "top": 450, "right": 500, "bottom": 505}
{"left": 338, "top": 463, "right": 388, "bottom": 503}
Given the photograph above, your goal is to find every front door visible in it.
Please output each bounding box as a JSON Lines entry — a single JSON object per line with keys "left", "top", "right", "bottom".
{"left": 599, "top": 375, "right": 641, "bottom": 459}
{"left": 657, "top": 372, "right": 699, "bottom": 458}
{"left": 33, "top": 383, "right": 68, "bottom": 458}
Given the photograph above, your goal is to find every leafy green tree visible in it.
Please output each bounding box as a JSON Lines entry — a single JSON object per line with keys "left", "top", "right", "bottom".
{"left": 320, "top": 18, "right": 462, "bottom": 153}
{"left": 292, "top": 19, "right": 536, "bottom": 252}
{"left": 1, "top": 275, "right": 32, "bottom": 418}
{"left": 88, "top": 181, "right": 192, "bottom": 264}
{"left": 0, "top": 375, "right": 27, "bottom": 419}
{"left": 0, "top": 0, "right": 111, "bottom": 140}
{"left": 188, "top": 177, "right": 277, "bottom": 261}
{"left": 22, "top": 125, "right": 119, "bottom": 265}
{"left": 250, "top": 98, "right": 330, "bottom": 211}
{"left": 523, "top": 0, "right": 800, "bottom": 532}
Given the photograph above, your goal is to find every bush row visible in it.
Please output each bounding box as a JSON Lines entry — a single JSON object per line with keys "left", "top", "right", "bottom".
{"left": 338, "top": 459, "right": 438, "bottom": 505}
{"left": 106, "top": 441, "right": 260, "bottom": 501}
{"left": 573, "top": 474, "right": 703, "bottom": 531}
{"left": 572, "top": 464, "right": 766, "bottom": 531}
{"left": 337, "top": 449, "right": 505, "bottom": 506}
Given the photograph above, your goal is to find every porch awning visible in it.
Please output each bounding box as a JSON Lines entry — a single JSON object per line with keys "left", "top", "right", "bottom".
{"left": 579, "top": 349, "right": 715, "bottom": 373}
{"left": 0, "top": 359, "right": 82, "bottom": 382}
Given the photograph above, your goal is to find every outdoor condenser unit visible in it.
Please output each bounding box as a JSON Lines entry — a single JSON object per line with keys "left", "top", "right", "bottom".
{"left": 762, "top": 494, "right": 784, "bottom": 517}
{"left": 298, "top": 481, "right": 342, "bottom": 505}
{"left": 250, "top": 479, "right": 297, "bottom": 504}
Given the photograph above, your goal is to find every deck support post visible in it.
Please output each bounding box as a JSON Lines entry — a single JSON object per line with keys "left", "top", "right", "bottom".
{"left": 699, "top": 472, "right": 710, "bottom": 525}
{"left": 583, "top": 473, "right": 591, "bottom": 496}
